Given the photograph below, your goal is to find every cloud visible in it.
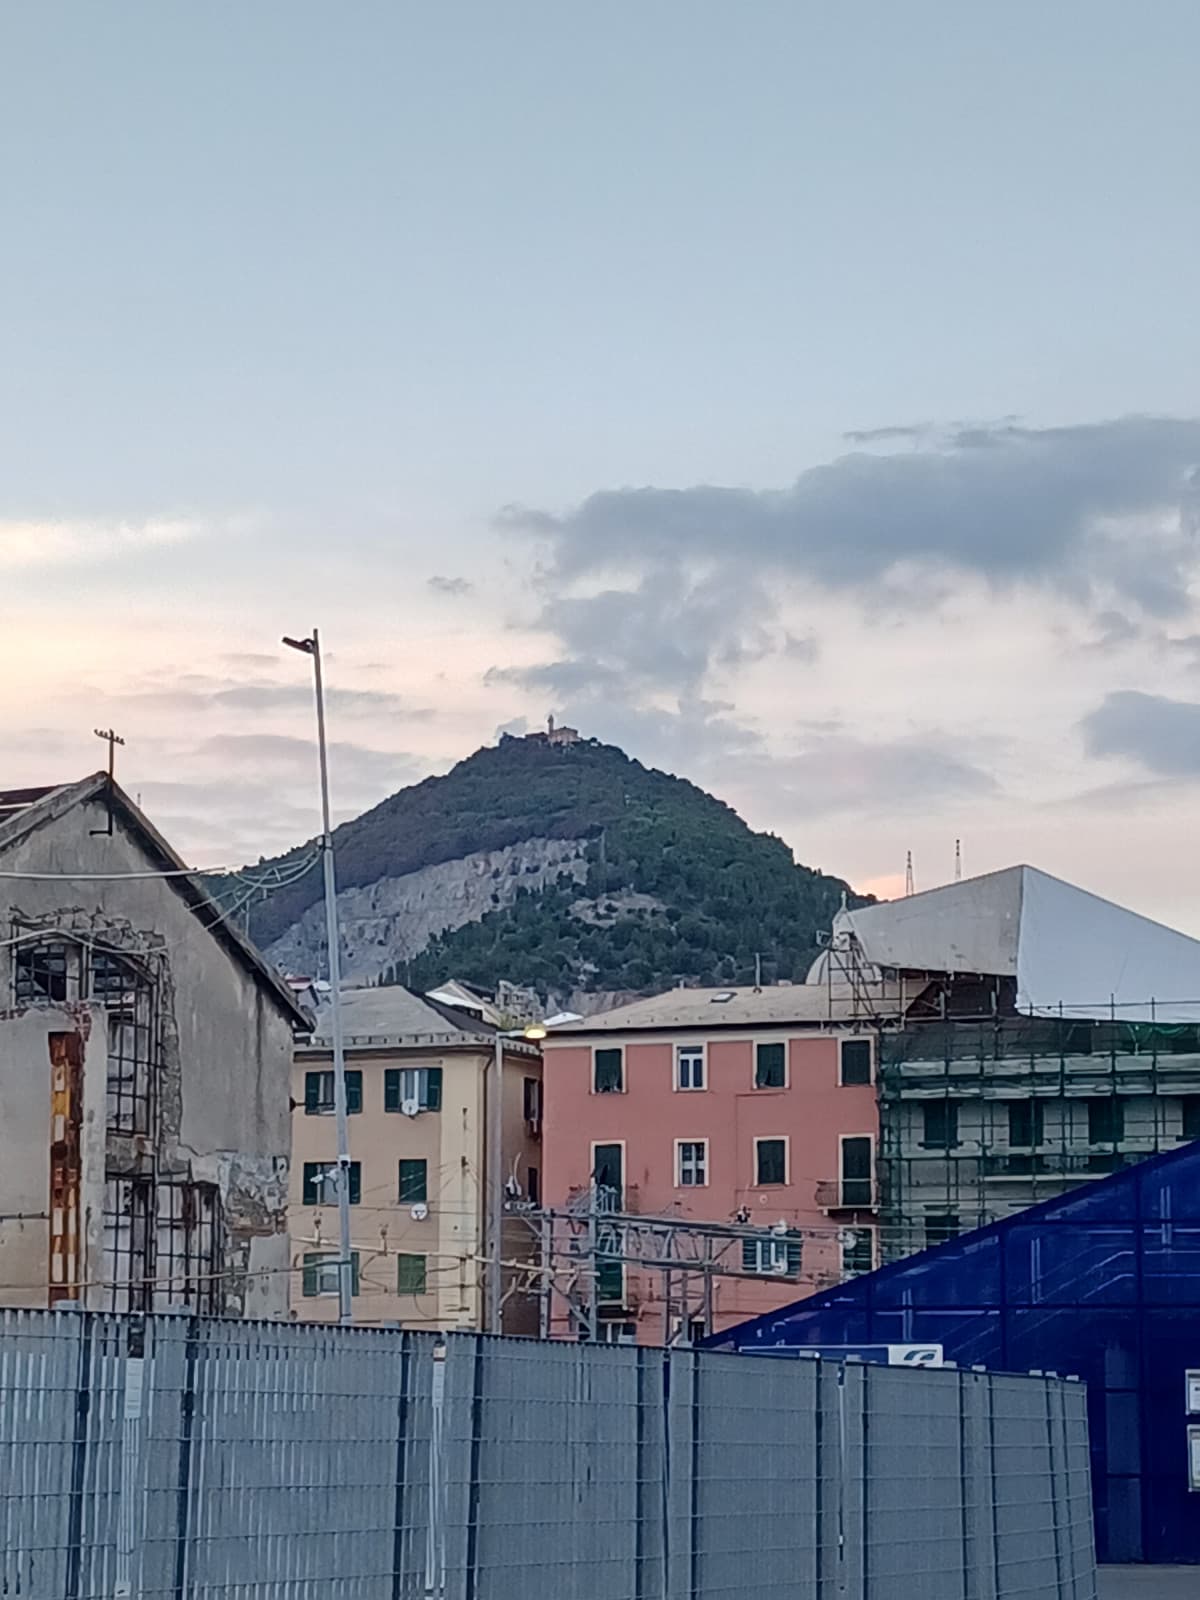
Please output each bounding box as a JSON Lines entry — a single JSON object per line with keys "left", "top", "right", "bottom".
{"left": 495, "top": 417, "right": 1200, "bottom": 759}
{"left": 114, "top": 676, "right": 431, "bottom": 720}
{"left": 0, "top": 516, "right": 200, "bottom": 570}
{"left": 1080, "top": 690, "right": 1200, "bottom": 777}
{"left": 507, "top": 416, "right": 1200, "bottom": 610}
{"left": 428, "top": 574, "right": 473, "bottom": 596}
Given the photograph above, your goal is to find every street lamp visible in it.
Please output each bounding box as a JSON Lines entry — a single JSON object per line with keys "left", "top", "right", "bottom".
{"left": 283, "top": 629, "right": 354, "bottom": 1326}
{"left": 488, "top": 1021, "right": 547, "bottom": 1334}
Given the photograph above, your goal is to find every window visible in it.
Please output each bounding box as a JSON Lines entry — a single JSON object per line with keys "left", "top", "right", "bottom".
{"left": 754, "top": 1137, "right": 787, "bottom": 1187}
{"left": 676, "top": 1140, "right": 708, "bottom": 1187}
{"left": 594, "top": 1048, "right": 623, "bottom": 1093}
{"left": 1183, "top": 1097, "right": 1200, "bottom": 1140}
{"left": 592, "top": 1143, "right": 624, "bottom": 1206}
{"left": 302, "top": 1161, "right": 360, "bottom": 1206}
{"left": 523, "top": 1076, "right": 541, "bottom": 1123}
{"left": 304, "top": 1069, "right": 362, "bottom": 1115}
{"left": 384, "top": 1067, "right": 442, "bottom": 1113}
{"left": 397, "top": 1252, "right": 427, "bottom": 1295}
{"left": 754, "top": 1042, "right": 786, "bottom": 1089}
{"left": 14, "top": 936, "right": 80, "bottom": 1002}
{"left": 1088, "top": 1097, "right": 1124, "bottom": 1145}
{"left": 599, "top": 1320, "right": 637, "bottom": 1345}
{"left": 840, "top": 1038, "right": 872, "bottom": 1087}
{"left": 841, "top": 1229, "right": 874, "bottom": 1279}
{"left": 398, "top": 1159, "right": 428, "bottom": 1204}
{"left": 301, "top": 1251, "right": 360, "bottom": 1298}
{"left": 526, "top": 1165, "right": 540, "bottom": 1206}
{"left": 925, "top": 1214, "right": 960, "bottom": 1248}
{"left": 676, "top": 1046, "right": 705, "bottom": 1091}
{"left": 742, "top": 1233, "right": 802, "bottom": 1276}
{"left": 840, "top": 1137, "right": 873, "bottom": 1207}
{"left": 1008, "top": 1100, "right": 1044, "bottom": 1148}
{"left": 921, "top": 1100, "right": 959, "bottom": 1149}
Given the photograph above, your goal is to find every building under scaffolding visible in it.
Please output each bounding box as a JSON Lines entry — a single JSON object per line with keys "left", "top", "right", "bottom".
{"left": 817, "top": 863, "right": 1200, "bottom": 1262}
{"left": 877, "top": 990, "right": 1200, "bottom": 1259}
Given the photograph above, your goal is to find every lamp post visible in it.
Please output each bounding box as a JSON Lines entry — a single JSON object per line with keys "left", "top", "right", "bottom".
{"left": 283, "top": 629, "right": 354, "bottom": 1326}
{"left": 488, "top": 1021, "right": 546, "bottom": 1334}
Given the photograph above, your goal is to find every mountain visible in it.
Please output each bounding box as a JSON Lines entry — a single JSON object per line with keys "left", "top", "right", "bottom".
{"left": 230, "top": 734, "right": 865, "bottom": 1006}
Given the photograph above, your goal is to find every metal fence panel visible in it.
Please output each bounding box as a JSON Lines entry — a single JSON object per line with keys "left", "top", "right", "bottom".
{"left": 0, "top": 1311, "right": 1097, "bottom": 1600}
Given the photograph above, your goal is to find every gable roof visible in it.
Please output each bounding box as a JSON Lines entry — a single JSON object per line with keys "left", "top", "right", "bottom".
{"left": 0, "top": 773, "right": 311, "bottom": 1030}
{"left": 550, "top": 981, "right": 904, "bottom": 1035}
{"left": 707, "top": 1134, "right": 1200, "bottom": 1351}
{"left": 833, "top": 863, "right": 1200, "bottom": 1023}
{"left": 301, "top": 984, "right": 537, "bottom": 1051}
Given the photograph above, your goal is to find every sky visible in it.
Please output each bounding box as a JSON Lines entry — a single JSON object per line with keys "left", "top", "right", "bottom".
{"left": 4, "top": 2, "right": 1200, "bottom": 931}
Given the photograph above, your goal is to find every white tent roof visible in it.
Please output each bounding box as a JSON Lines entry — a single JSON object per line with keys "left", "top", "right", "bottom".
{"left": 828, "top": 865, "right": 1200, "bottom": 1024}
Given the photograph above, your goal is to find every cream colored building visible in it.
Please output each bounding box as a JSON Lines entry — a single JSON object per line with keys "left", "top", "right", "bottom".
{"left": 289, "top": 987, "right": 542, "bottom": 1331}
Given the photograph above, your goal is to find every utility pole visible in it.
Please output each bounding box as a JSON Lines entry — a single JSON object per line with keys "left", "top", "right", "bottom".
{"left": 488, "top": 1030, "right": 504, "bottom": 1333}
{"left": 91, "top": 727, "right": 125, "bottom": 836}
{"left": 284, "top": 630, "right": 353, "bottom": 1325}
{"left": 905, "top": 850, "right": 915, "bottom": 897}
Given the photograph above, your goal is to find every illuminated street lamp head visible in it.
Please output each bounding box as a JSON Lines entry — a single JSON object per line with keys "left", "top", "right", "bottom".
{"left": 282, "top": 635, "right": 315, "bottom": 655}
{"left": 523, "top": 1023, "right": 548, "bottom": 1041}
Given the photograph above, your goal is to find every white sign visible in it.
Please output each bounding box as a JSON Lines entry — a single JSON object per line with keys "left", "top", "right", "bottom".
{"left": 1189, "top": 1426, "right": 1200, "bottom": 1493}
{"left": 887, "top": 1345, "right": 944, "bottom": 1368}
{"left": 1187, "top": 1371, "right": 1200, "bottom": 1415}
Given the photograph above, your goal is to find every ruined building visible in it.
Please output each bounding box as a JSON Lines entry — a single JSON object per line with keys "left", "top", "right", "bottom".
{"left": 0, "top": 776, "right": 310, "bottom": 1317}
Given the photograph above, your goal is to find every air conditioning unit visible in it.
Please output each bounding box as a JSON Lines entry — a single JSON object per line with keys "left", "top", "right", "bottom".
{"left": 401, "top": 1098, "right": 420, "bottom": 1117}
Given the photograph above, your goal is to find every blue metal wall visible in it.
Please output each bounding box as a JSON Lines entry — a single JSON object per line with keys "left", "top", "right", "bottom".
{"left": 708, "top": 1140, "right": 1200, "bottom": 1565}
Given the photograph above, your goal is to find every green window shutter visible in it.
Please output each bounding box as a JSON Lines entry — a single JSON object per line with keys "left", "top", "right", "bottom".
{"left": 304, "top": 1073, "right": 322, "bottom": 1113}
{"left": 840, "top": 1040, "right": 871, "bottom": 1086}
{"left": 348, "top": 1162, "right": 361, "bottom": 1204}
{"left": 397, "top": 1252, "right": 427, "bottom": 1294}
{"left": 786, "top": 1236, "right": 802, "bottom": 1275}
{"left": 302, "top": 1163, "right": 320, "bottom": 1205}
{"left": 425, "top": 1068, "right": 442, "bottom": 1111}
{"left": 350, "top": 1252, "right": 360, "bottom": 1296}
{"left": 594, "top": 1049, "right": 623, "bottom": 1092}
{"left": 345, "top": 1071, "right": 363, "bottom": 1114}
{"left": 741, "top": 1238, "right": 755, "bottom": 1272}
{"left": 384, "top": 1069, "right": 401, "bottom": 1113}
{"left": 302, "top": 1255, "right": 319, "bottom": 1297}
{"left": 399, "top": 1159, "right": 428, "bottom": 1203}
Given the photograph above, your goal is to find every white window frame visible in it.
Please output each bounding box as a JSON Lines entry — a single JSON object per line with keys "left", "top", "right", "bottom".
{"left": 838, "top": 1035, "right": 873, "bottom": 1087}
{"left": 593, "top": 1046, "right": 625, "bottom": 1094}
{"left": 675, "top": 1138, "right": 709, "bottom": 1188}
{"left": 753, "top": 1135, "right": 790, "bottom": 1187}
{"left": 838, "top": 1132, "right": 875, "bottom": 1207}
{"left": 746, "top": 1237, "right": 791, "bottom": 1276}
{"left": 599, "top": 1320, "right": 637, "bottom": 1345}
{"left": 675, "top": 1044, "right": 706, "bottom": 1091}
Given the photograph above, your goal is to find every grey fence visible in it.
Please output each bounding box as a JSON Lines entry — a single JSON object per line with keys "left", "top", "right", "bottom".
{"left": 0, "top": 1310, "right": 1096, "bottom": 1600}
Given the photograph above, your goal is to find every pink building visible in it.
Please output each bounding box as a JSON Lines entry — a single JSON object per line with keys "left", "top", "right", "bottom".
{"left": 541, "top": 984, "right": 900, "bottom": 1344}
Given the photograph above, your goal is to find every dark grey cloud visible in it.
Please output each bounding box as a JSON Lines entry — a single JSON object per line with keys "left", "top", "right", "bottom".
{"left": 428, "top": 574, "right": 473, "bottom": 596}
{"left": 506, "top": 416, "right": 1200, "bottom": 612}
{"left": 495, "top": 416, "right": 1200, "bottom": 744}
{"left": 1080, "top": 691, "right": 1200, "bottom": 777}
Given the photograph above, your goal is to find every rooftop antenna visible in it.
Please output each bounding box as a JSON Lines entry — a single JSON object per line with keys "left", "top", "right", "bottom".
{"left": 954, "top": 839, "right": 962, "bottom": 883}
{"left": 905, "top": 850, "right": 915, "bottom": 897}
{"left": 754, "top": 953, "right": 762, "bottom": 992}
{"left": 91, "top": 727, "right": 125, "bottom": 837}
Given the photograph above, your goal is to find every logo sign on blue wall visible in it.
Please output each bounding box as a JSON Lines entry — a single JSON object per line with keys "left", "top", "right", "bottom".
{"left": 741, "top": 1344, "right": 944, "bottom": 1368}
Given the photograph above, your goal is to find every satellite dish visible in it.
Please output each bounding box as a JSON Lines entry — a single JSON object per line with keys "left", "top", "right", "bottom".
{"left": 410, "top": 1202, "right": 429, "bottom": 1222}
{"left": 401, "top": 1098, "right": 420, "bottom": 1117}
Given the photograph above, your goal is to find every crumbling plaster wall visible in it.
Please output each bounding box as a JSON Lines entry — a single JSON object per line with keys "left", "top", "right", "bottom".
{"left": 0, "top": 794, "right": 294, "bottom": 1316}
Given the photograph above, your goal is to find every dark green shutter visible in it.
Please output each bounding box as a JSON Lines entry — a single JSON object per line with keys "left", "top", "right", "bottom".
{"left": 350, "top": 1252, "right": 360, "bottom": 1295}
{"left": 755, "top": 1043, "right": 785, "bottom": 1088}
{"left": 425, "top": 1068, "right": 442, "bottom": 1111}
{"left": 384, "top": 1069, "right": 401, "bottom": 1112}
{"left": 399, "top": 1159, "right": 427, "bottom": 1203}
{"left": 304, "top": 1073, "right": 322, "bottom": 1113}
{"left": 302, "top": 1256, "right": 319, "bottom": 1297}
{"left": 397, "top": 1252, "right": 427, "bottom": 1294}
{"left": 345, "top": 1071, "right": 362, "bottom": 1114}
